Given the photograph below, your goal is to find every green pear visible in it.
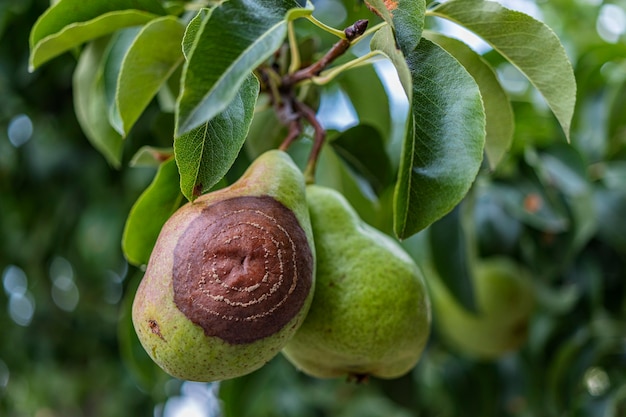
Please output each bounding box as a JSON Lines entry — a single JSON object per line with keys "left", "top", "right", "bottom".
{"left": 132, "top": 150, "right": 315, "bottom": 382}
{"left": 282, "top": 185, "right": 431, "bottom": 380}
{"left": 429, "top": 257, "right": 534, "bottom": 359}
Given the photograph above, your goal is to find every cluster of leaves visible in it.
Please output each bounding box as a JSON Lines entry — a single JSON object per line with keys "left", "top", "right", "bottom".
{"left": 1, "top": 2, "right": 162, "bottom": 416}
{"left": 29, "top": 0, "right": 576, "bottom": 266}
{"left": 15, "top": 0, "right": 626, "bottom": 415}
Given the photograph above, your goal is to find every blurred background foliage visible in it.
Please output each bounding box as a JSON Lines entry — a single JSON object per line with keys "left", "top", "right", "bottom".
{"left": 1, "top": 0, "right": 626, "bottom": 416}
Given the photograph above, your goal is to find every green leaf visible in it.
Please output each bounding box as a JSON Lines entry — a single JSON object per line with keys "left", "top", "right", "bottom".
{"left": 531, "top": 145, "right": 596, "bottom": 254}
{"left": 491, "top": 180, "right": 569, "bottom": 233}
{"left": 330, "top": 124, "right": 393, "bottom": 194}
{"left": 424, "top": 31, "right": 514, "bottom": 169}
{"left": 429, "top": 205, "right": 477, "bottom": 313}
{"left": 72, "top": 38, "right": 124, "bottom": 168}
{"left": 370, "top": 25, "right": 412, "bottom": 97}
{"left": 243, "top": 102, "right": 288, "bottom": 160}
{"left": 116, "top": 16, "right": 185, "bottom": 136}
{"left": 182, "top": 8, "right": 209, "bottom": 60}
{"left": 30, "top": 0, "right": 164, "bottom": 44}
{"left": 175, "top": 0, "right": 311, "bottom": 136}
{"left": 428, "top": 0, "right": 576, "bottom": 140}
{"left": 364, "top": 0, "right": 393, "bottom": 23}
{"left": 365, "top": 0, "right": 425, "bottom": 55}
{"left": 337, "top": 64, "right": 392, "bottom": 144}
{"left": 129, "top": 146, "right": 175, "bottom": 168}
{"left": 595, "top": 187, "right": 626, "bottom": 253}
{"left": 103, "top": 28, "right": 143, "bottom": 135}
{"left": 608, "top": 81, "right": 626, "bottom": 150}
{"left": 175, "top": 74, "right": 260, "bottom": 201}
{"left": 393, "top": 38, "right": 485, "bottom": 239}
{"left": 394, "top": 0, "right": 426, "bottom": 54}
{"left": 474, "top": 181, "right": 522, "bottom": 255}
{"left": 315, "top": 144, "right": 384, "bottom": 231}
{"left": 122, "top": 158, "right": 183, "bottom": 266}
{"left": 30, "top": 0, "right": 165, "bottom": 71}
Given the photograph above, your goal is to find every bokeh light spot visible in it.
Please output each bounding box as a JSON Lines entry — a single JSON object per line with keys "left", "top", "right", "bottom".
{"left": 2, "top": 265, "right": 28, "bottom": 297}
{"left": 497, "top": 63, "right": 530, "bottom": 95}
{"left": 597, "top": 4, "right": 626, "bottom": 43}
{"left": 317, "top": 86, "right": 358, "bottom": 131}
{"left": 49, "top": 256, "right": 79, "bottom": 312}
{"left": 9, "top": 292, "right": 35, "bottom": 327}
{"left": 51, "top": 276, "right": 80, "bottom": 312}
{"left": 312, "top": 0, "right": 347, "bottom": 28}
{"left": 161, "top": 382, "right": 222, "bottom": 417}
{"left": 49, "top": 256, "right": 74, "bottom": 283}
{"left": 585, "top": 367, "right": 610, "bottom": 396}
{"left": 104, "top": 271, "right": 124, "bottom": 304}
{"left": 7, "top": 114, "right": 33, "bottom": 148}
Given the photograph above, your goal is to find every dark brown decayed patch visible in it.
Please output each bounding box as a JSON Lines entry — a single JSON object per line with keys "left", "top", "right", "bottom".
{"left": 172, "top": 196, "right": 313, "bottom": 345}
{"left": 148, "top": 319, "right": 165, "bottom": 342}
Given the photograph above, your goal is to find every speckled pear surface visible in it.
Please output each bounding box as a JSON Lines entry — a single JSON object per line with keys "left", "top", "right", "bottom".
{"left": 132, "top": 150, "right": 315, "bottom": 382}
{"left": 429, "top": 257, "right": 535, "bottom": 358}
{"left": 282, "top": 185, "right": 431, "bottom": 379}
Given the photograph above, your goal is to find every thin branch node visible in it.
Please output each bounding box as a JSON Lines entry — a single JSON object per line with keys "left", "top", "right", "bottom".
{"left": 345, "top": 19, "right": 369, "bottom": 42}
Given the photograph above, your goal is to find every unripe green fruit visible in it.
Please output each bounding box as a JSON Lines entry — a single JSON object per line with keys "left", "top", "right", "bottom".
{"left": 282, "top": 185, "right": 431, "bottom": 380}
{"left": 132, "top": 150, "right": 315, "bottom": 382}
{"left": 429, "top": 257, "right": 534, "bottom": 359}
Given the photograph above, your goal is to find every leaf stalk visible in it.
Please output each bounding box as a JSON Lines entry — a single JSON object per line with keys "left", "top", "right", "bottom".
{"left": 304, "top": 15, "right": 347, "bottom": 39}
{"left": 311, "top": 50, "right": 387, "bottom": 85}
{"left": 283, "top": 19, "right": 369, "bottom": 87}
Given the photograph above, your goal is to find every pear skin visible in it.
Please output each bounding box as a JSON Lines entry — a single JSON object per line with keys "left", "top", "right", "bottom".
{"left": 282, "top": 185, "right": 431, "bottom": 379}
{"left": 132, "top": 150, "right": 315, "bottom": 382}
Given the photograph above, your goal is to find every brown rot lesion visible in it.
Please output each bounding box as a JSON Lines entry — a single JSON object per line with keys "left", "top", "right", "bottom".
{"left": 171, "top": 196, "right": 313, "bottom": 345}
{"left": 148, "top": 319, "right": 166, "bottom": 342}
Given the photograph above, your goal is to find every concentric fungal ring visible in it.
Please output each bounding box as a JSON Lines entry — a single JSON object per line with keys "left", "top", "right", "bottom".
{"left": 172, "top": 196, "right": 313, "bottom": 345}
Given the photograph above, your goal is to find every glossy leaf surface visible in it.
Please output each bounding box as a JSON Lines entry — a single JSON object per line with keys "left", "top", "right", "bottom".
{"left": 424, "top": 31, "right": 514, "bottom": 169}
{"left": 72, "top": 39, "right": 124, "bottom": 167}
{"left": 122, "top": 158, "right": 183, "bottom": 266}
{"left": 175, "top": 0, "right": 310, "bottom": 136}
{"left": 393, "top": 38, "right": 486, "bottom": 238}
{"left": 116, "top": 16, "right": 185, "bottom": 135}
{"left": 365, "top": 0, "right": 426, "bottom": 55}
{"left": 428, "top": 0, "right": 576, "bottom": 139}
{"left": 29, "top": 0, "right": 164, "bottom": 70}
{"left": 175, "top": 75, "right": 259, "bottom": 201}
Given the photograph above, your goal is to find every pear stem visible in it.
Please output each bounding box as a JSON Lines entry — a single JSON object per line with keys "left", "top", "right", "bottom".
{"left": 279, "top": 119, "right": 303, "bottom": 151}
{"left": 265, "top": 19, "right": 369, "bottom": 183}
{"left": 283, "top": 19, "right": 368, "bottom": 87}
{"left": 304, "top": 15, "right": 347, "bottom": 39}
{"left": 287, "top": 21, "right": 301, "bottom": 75}
{"left": 310, "top": 50, "right": 387, "bottom": 86}
{"left": 296, "top": 100, "right": 326, "bottom": 184}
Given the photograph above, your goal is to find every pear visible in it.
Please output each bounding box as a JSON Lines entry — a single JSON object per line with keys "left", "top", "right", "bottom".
{"left": 132, "top": 150, "right": 315, "bottom": 382}
{"left": 429, "top": 257, "right": 534, "bottom": 358}
{"left": 282, "top": 185, "right": 431, "bottom": 380}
